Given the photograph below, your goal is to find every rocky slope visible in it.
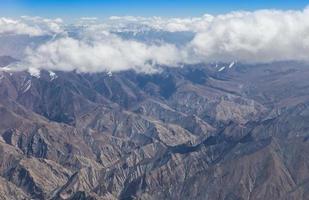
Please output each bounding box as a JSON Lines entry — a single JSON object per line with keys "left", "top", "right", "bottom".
{"left": 0, "top": 58, "right": 308, "bottom": 200}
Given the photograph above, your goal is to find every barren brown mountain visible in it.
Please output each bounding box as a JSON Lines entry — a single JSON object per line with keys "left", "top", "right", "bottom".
{"left": 0, "top": 57, "right": 308, "bottom": 200}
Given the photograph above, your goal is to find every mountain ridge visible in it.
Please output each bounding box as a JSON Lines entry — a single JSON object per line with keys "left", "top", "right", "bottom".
{"left": 0, "top": 57, "right": 308, "bottom": 200}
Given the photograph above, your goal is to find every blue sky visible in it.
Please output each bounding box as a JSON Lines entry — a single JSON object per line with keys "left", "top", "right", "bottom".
{"left": 1, "top": 0, "right": 309, "bottom": 19}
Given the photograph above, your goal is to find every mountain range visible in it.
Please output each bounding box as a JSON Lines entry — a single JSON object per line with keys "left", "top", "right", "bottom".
{"left": 0, "top": 56, "right": 308, "bottom": 200}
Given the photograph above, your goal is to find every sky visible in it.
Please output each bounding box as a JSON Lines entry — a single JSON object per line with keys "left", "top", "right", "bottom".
{"left": 1, "top": 0, "right": 309, "bottom": 19}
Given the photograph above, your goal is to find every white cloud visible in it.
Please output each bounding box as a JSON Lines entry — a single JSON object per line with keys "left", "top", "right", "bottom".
{"left": 106, "top": 7, "right": 309, "bottom": 64}
{"left": 0, "top": 17, "right": 44, "bottom": 36}
{"left": 189, "top": 8, "right": 309, "bottom": 63}
{"left": 3, "top": 6, "right": 309, "bottom": 73}
{"left": 15, "top": 34, "right": 186, "bottom": 74}
{"left": 21, "top": 16, "right": 63, "bottom": 35}
{"left": 0, "top": 16, "right": 63, "bottom": 36}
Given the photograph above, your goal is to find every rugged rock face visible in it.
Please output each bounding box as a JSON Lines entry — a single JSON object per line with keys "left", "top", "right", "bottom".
{"left": 0, "top": 58, "right": 308, "bottom": 200}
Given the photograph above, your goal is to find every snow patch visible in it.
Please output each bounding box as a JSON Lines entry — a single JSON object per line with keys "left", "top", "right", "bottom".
{"left": 49, "top": 71, "right": 57, "bottom": 81}
{"left": 107, "top": 71, "right": 113, "bottom": 77}
{"left": 21, "top": 80, "right": 31, "bottom": 93}
{"left": 218, "top": 66, "right": 225, "bottom": 72}
{"left": 228, "top": 61, "right": 235, "bottom": 68}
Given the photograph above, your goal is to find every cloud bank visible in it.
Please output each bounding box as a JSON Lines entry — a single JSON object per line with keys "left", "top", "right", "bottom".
{"left": 0, "top": 16, "right": 63, "bottom": 36}
{"left": 2, "top": 7, "right": 309, "bottom": 74}
{"left": 190, "top": 9, "right": 309, "bottom": 63}
{"left": 22, "top": 35, "right": 186, "bottom": 73}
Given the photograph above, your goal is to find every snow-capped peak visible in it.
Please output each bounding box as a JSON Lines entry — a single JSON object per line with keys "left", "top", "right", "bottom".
{"left": 107, "top": 71, "right": 113, "bottom": 77}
